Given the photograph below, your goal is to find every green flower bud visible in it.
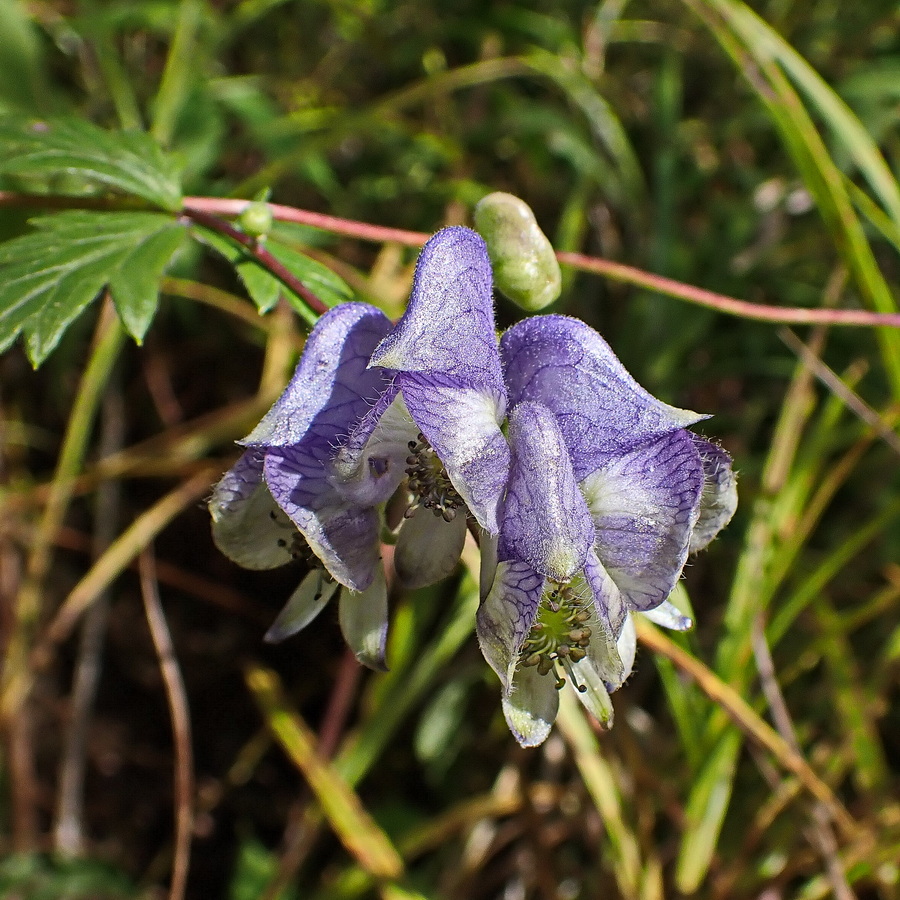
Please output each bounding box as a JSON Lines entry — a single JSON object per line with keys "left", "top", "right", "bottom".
{"left": 473, "top": 192, "right": 561, "bottom": 311}
{"left": 239, "top": 201, "right": 273, "bottom": 239}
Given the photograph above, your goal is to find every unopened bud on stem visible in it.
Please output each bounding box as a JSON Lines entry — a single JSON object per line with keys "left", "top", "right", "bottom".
{"left": 473, "top": 192, "right": 561, "bottom": 311}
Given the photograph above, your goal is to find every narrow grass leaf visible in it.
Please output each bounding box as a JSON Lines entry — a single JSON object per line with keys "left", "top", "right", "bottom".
{"left": 686, "top": 0, "right": 900, "bottom": 394}
{"left": 675, "top": 730, "right": 740, "bottom": 893}
{"left": 715, "top": 0, "right": 900, "bottom": 225}
{"left": 815, "top": 598, "right": 891, "bottom": 795}
{"left": 245, "top": 665, "right": 405, "bottom": 881}
{"left": 195, "top": 229, "right": 352, "bottom": 321}
{"left": 557, "top": 690, "right": 643, "bottom": 900}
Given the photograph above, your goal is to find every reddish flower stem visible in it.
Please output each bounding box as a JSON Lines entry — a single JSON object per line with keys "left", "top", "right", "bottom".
{"left": 555, "top": 251, "right": 900, "bottom": 328}
{"left": 180, "top": 207, "right": 330, "bottom": 317}
{"left": 2, "top": 189, "right": 900, "bottom": 328}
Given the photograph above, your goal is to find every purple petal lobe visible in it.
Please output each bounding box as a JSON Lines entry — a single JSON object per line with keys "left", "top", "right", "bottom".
{"left": 264, "top": 571, "right": 340, "bottom": 642}
{"left": 502, "top": 664, "right": 559, "bottom": 748}
{"left": 264, "top": 446, "right": 380, "bottom": 591}
{"left": 688, "top": 435, "right": 738, "bottom": 553}
{"left": 476, "top": 560, "right": 544, "bottom": 691}
{"left": 369, "top": 227, "right": 505, "bottom": 396}
{"left": 244, "top": 302, "right": 393, "bottom": 449}
{"left": 398, "top": 372, "right": 508, "bottom": 533}
{"left": 499, "top": 402, "right": 594, "bottom": 581}
{"left": 500, "top": 315, "right": 704, "bottom": 480}
{"left": 339, "top": 566, "right": 389, "bottom": 671}
{"left": 209, "top": 450, "right": 296, "bottom": 570}
{"left": 581, "top": 429, "right": 703, "bottom": 613}
{"left": 394, "top": 506, "right": 468, "bottom": 589}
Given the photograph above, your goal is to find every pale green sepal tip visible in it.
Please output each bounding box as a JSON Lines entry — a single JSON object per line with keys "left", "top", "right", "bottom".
{"left": 264, "top": 571, "right": 339, "bottom": 643}
{"left": 339, "top": 566, "right": 389, "bottom": 672}
{"left": 473, "top": 191, "right": 562, "bottom": 311}
{"left": 568, "top": 657, "right": 615, "bottom": 728}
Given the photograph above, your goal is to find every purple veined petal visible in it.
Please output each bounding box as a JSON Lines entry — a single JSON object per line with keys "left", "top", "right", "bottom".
{"left": 398, "top": 372, "right": 509, "bottom": 533}
{"left": 329, "top": 388, "right": 418, "bottom": 507}
{"left": 369, "top": 227, "right": 505, "bottom": 397}
{"left": 243, "top": 302, "right": 394, "bottom": 449}
{"left": 394, "top": 506, "right": 468, "bottom": 589}
{"left": 209, "top": 450, "right": 296, "bottom": 570}
{"left": 502, "top": 663, "right": 559, "bottom": 748}
{"left": 500, "top": 315, "right": 705, "bottom": 480}
{"left": 499, "top": 402, "right": 594, "bottom": 582}
{"left": 264, "top": 446, "right": 381, "bottom": 591}
{"left": 476, "top": 559, "right": 544, "bottom": 691}
{"left": 642, "top": 599, "right": 693, "bottom": 631}
{"left": 339, "top": 564, "right": 389, "bottom": 671}
{"left": 580, "top": 429, "right": 704, "bottom": 613}
{"left": 264, "top": 571, "right": 340, "bottom": 643}
{"left": 688, "top": 435, "right": 738, "bottom": 553}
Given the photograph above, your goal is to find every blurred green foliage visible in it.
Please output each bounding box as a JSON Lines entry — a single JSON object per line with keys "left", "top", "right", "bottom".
{"left": 1, "top": 1, "right": 899, "bottom": 899}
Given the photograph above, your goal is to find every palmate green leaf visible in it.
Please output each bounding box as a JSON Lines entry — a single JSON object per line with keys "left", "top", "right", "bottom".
{"left": 195, "top": 228, "right": 352, "bottom": 324}
{"left": 0, "top": 116, "right": 183, "bottom": 210}
{"left": 0, "top": 210, "right": 186, "bottom": 366}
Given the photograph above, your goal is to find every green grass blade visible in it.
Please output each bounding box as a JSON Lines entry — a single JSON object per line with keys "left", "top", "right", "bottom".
{"left": 245, "top": 665, "right": 405, "bottom": 882}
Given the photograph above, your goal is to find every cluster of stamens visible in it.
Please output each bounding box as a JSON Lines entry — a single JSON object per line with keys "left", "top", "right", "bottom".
{"left": 405, "top": 434, "right": 464, "bottom": 522}
{"left": 520, "top": 581, "right": 593, "bottom": 691}
{"left": 271, "top": 509, "right": 316, "bottom": 562}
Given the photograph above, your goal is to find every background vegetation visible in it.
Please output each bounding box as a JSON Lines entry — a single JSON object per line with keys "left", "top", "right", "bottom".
{"left": 1, "top": 0, "right": 899, "bottom": 898}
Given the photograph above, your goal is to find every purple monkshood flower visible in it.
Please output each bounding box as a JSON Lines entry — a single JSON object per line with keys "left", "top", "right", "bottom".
{"left": 476, "top": 315, "right": 737, "bottom": 746}
{"left": 209, "top": 221, "right": 736, "bottom": 735}
{"left": 209, "top": 227, "right": 507, "bottom": 668}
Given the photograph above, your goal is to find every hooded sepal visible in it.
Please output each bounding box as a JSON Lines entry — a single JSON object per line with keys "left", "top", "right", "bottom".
{"left": 369, "top": 227, "right": 510, "bottom": 533}
{"left": 369, "top": 227, "right": 504, "bottom": 393}
{"left": 501, "top": 315, "right": 704, "bottom": 481}
{"left": 243, "top": 302, "right": 393, "bottom": 449}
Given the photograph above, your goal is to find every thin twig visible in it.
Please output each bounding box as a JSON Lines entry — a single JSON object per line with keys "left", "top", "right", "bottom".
{"left": 751, "top": 616, "right": 857, "bottom": 900}
{"left": 180, "top": 207, "right": 330, "bottom": 316}
{"left": 260, "top": 648, "right": 362, "bottom": 900}
{"left": 140, "top": 548, "right": 194, "bottom": 900}
{"left": 778, "top": 327, "right": 900, "bottom": 456}
{"left": 634, "top": 618, "right": 860, "bottom": 840}
{"left": 20, "top": 468, "right": 216, "bottom": 696}
{"left": 55, "top": 384, "right": 125, "bottom": 856}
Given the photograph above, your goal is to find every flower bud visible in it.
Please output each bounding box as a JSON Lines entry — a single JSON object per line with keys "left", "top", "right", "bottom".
{"left": 239, "top": 201, "right": 273, "bottom": 239}
{"left": 473, "top": 192, "right": 561, "bottom": 310}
